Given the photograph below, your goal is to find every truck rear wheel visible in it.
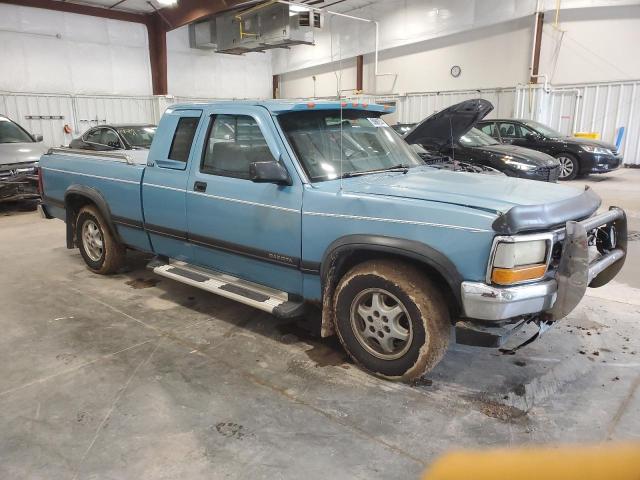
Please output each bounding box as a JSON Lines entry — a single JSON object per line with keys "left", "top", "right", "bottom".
{"left": 333, "top": 259, "right": 450, "bottom": 381}
{"left": 76, "top": 205, "right": 125, "bottom": 274}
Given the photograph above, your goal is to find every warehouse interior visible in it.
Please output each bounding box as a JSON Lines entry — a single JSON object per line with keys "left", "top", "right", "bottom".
{"left": 1, "top": 0, "right": 639, "bottom": 478}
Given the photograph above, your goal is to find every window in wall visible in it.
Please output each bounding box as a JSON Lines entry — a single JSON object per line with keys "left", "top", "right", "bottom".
{"left": 201, "top": 115, "right": 275, "bottom": 179}
{"left": 169, "top": 117, "right": 200, "bottom": 162}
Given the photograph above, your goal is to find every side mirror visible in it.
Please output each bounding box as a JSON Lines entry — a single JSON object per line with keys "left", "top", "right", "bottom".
{"left": 33, "top": 134, "right": 43, "bottom": 142}
{"left": 249, "top": 161, "right": 291, "bottom": 186}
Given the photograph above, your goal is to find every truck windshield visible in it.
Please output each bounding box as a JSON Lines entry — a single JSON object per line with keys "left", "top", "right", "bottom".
{"left": 278, "top": 110, "right": 424, "bottom": 182}
{"left": 0, "top": 116, "right": 34, "bottom": 144}
{"left": 117, "top": 126, "right": 156, "bottom": 149}
{"left": 459, "top": 128, "right": 500, "bottom": 147}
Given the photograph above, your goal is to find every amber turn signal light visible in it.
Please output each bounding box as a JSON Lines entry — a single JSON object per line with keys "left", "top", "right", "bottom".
{"left": 491, "top": 264, "right": 547, "bottom": 285}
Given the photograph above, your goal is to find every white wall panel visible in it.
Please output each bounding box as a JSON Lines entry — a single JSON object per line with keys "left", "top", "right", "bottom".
{"left": 0, "top": 4, "right": 151, "bottom": 96}
{"left": 364, "top": 18, "right": 532, "bottom": 95}
{"left": 167, "top": 26, "right": 272, "bottom": 99}
{"left": 538, "top": 5, "right": 640, "bottom": 85}
{"left": 272, "top": 0, "right": 539, "bottom": 75}
{"left": 280, "top": 18, "right": 531, "bottom": 98}
{"left": 280, "top": 61, "right": 357, "bottom": 99}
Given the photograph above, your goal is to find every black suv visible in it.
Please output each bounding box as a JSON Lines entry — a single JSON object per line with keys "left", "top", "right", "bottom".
{"left": 476, "top": 119, "right": 623, "bottom": 180}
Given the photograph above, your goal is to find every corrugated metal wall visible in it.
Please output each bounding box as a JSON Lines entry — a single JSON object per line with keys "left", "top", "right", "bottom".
{"left": 4, "top": 82, "right": 637, "bottom": 164}
{"left": 395, "top": 88, "right": 517, "bottom": 124}
{"left": 515, "top": 81, "right": 640, "bottom": 164}
{"left": 0, "top": 93, "right": 158, "bottom": 147}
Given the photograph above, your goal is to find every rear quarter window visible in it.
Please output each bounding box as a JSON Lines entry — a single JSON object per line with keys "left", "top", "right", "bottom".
{"left": 168, "top": 117, "right": 200, "bottom": 162}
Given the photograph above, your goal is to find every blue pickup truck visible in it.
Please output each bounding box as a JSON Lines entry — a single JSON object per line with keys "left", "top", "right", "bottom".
{"left": 39, "top": 100, "right": 627, "bottom": 381}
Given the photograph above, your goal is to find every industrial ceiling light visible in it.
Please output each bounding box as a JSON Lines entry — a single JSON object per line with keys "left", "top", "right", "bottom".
{"left": 156, "top": 0, "right": 177, "bottom": 6}
{"left": 288, "top": 4, "right": 310, "bottom": 13}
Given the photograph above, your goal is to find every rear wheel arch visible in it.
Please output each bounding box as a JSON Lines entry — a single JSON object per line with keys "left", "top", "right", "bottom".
{"left": 64, "top": 185, "right": 120, "bottom": 248}
{"left": 318, "top": 235, "right": 462, "bottom": 337}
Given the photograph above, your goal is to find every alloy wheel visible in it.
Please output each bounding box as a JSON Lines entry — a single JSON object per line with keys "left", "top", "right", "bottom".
{"left": 82, "top": 219, "right": 104, "bottom": 262}
{"left": 557, "top": 155, "right": 575, "bottom": 179}
{"left": 349, "top": 288, "right": 414, "bottom": 360}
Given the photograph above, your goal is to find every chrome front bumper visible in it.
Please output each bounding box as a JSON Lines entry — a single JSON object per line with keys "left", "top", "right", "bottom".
{"left": 462, "top": 207, "right": 627, "bottom": 322}
{"left": 461, "top": 280, "right": 557, "bottom": 321}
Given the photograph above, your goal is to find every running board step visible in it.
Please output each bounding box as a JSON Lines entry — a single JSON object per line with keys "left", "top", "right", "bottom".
{"left": 147, "top": 258, "right": 305, "bottom": 318}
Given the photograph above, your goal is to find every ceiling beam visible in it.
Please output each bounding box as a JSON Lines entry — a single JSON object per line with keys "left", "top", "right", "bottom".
{"left": 0, "top": 0, "right": 148, "bottom": 24}
{"left": 157, "top": 0, "right": 249, "bottom": 30}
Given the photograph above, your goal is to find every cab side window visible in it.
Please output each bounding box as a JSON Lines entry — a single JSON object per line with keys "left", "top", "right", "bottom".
{"left": 168, "top": 117, "right": 200, "bottom": 162}
{"left": 201, "top": 115, "right": 275, "bottom": 180}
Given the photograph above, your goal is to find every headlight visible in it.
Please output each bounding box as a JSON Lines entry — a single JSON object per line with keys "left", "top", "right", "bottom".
{"left": 581, "top": 145, "right": 612, "bottom": 155}
{"left": 504, "top": 159, "right": 538, "bottom": 171}
{"left": 489, "top": 237, "right": 551, "bottom": 285}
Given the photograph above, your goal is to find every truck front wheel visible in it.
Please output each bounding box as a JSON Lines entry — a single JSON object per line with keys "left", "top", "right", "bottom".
{"left": 333, "top": 260, "right": 450, "bottom": 381}
{"left": 76, "top": 205, "right": 125, "bottom": 274}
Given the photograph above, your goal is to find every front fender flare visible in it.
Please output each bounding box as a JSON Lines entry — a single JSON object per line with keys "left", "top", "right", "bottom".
{"left": 316, "top": 234, "right": 463, "bottom": 337}
{"left": 320, "top": 234, "right": 463, "bottom": 302}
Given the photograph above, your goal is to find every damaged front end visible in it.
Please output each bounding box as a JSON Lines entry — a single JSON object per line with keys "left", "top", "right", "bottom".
{"left": 458, "top": 190, "right": 627, "bottom": 350}
{"left": 0, "top": 163, "right": 40, "bottom": 203}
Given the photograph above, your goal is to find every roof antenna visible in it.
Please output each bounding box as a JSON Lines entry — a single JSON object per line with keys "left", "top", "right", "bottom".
{"left": 335, "top": 18, "right": 344, "bottom": 193}
{"left": 449, "top": 117, "right": 457, "bottom": 171}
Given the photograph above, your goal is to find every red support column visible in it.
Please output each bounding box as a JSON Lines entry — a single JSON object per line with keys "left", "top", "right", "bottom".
{"left": 530, "top": 12, "right": 544, "bottom": 84}
{"left": 147, "top": 15, "right": 168, "bottom": 96}
{"left": 356, "top": 55, "right": 364, "bottom": 92}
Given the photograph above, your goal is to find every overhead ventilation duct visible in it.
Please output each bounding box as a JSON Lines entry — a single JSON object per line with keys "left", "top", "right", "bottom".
{"left": 189, "top": 20, "right": 217, "bottom": 50}
{"left": 188, "top": 2, "right": 322, "bottom": 55}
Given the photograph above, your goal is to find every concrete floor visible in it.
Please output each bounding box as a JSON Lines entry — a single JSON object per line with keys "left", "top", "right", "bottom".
{"left": 1, "top": 169, "right": 639, "bottom": 479}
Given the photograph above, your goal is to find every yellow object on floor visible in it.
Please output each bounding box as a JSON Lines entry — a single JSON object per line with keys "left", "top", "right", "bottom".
{"left": 422, "top": 444, "right": 640, "bottom": 480}
{"left": 574, "top": 132, "right": 601, "bottom": 139}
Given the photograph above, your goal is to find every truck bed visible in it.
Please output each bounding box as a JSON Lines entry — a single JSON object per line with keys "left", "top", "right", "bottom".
{"left": 39, "top": 148, "right": 151, "bottom": 251}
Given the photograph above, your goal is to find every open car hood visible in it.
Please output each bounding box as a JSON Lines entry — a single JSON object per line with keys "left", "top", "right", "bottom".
{"left": 404, "top": 99, "right": 494, "bottom": 150}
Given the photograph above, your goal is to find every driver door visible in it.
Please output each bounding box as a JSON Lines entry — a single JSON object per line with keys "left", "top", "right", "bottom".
{"left": 186, "top": 106, "right": 303, "bottom": 295}
{"left": 498, "top": 122, "right": 540, "bottom": 150}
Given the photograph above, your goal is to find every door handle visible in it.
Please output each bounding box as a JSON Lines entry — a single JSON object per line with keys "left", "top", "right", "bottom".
{"left": 194, "top": 181, "right": 207, "bottom": 193}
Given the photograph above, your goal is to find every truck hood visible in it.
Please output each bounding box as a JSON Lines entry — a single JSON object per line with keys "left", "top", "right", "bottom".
{"left": 339, "top": 166, "right": 581, "bottom": 215}
{"left": 0, "top": 142, "right": 48, "bottom": 167}
{"left": 404, "top": 99, "right": 493, "bottom": 150}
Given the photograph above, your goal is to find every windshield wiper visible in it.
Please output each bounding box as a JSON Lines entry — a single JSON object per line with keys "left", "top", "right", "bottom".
{"left": 342, "top": 164, "right": 409, "bottom": 178}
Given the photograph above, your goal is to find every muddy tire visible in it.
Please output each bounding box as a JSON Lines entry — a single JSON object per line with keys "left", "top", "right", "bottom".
{"left": 333, "top": 259, "right": 450, "bottom": 381}
{"left": 76, "top": 205, "right": 125, "bottom": 274}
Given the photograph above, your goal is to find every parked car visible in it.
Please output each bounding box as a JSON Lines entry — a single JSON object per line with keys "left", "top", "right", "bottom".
{"left": 69, "top": 124, "right": 156, "bottom": 164}
{"left": 39, "top": 100, "right": 627, "bottom": 381}
{"left": 0, "top": 114, "right": 47, "bottom": 203}
{"left": 407, "top": 143, "right": 504, "bottom": 176}
{"left": 476, "top": 118, "right": 623, "bottom": 180}
{"left": 401, "top": 99, "right": 562, "bottom": 182}
{"left": 394, "top": 123, "right": 504, "bottom": 176}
